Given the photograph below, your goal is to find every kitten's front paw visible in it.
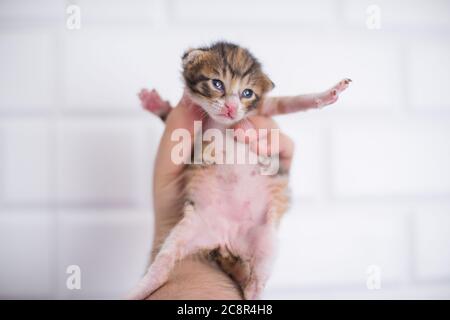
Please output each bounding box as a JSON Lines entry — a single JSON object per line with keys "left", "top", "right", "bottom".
{"left": 332, "top": 78, "right": 352, "bottom": 95}
{"left": 317, "top": 78, "right": 352, "bottom": 108}
{"left": 138, "top": 88, "right": 168, "bottom": 116}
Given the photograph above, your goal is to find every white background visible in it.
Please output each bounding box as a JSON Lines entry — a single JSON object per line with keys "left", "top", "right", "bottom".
{"left": 0, "top": 0, "right": 450, "bottom": 299}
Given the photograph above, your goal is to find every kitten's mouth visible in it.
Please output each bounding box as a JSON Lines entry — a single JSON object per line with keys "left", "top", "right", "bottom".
{"left": 211, "top": 113, "right": 240, "bottom": 125}
{"left": 219, "top": 113, "right": 234, "bottom": 119}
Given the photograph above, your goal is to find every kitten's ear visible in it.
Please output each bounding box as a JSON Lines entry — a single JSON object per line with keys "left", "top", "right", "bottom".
{"left": 182, "top": 48, "right": 208, "bottom": 68}
{"left": 262, "top": 74, "right": 275, "bottom": 92}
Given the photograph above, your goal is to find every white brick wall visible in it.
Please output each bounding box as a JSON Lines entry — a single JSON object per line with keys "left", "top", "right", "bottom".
{"left": 1, "top": 0, "right": 450, "bottom": 299}
{"left": 57, "top": 119, "right": 142, "bottom": 205}
{"left": 409, "top": 42, "right": 450, "bottom": 110}
{"left": 0, "top": 212, "right": 54, "bottom": 298}
{"left": 343, "top": 0, "right": 450, "bottom": 28}
{"left": 1, "top": 119, "right": 52, "bottom": 204}
{"left": 332, "top": 119, "right": 450, "bottom": 196}
{"left": 171, "top": 0, "right": 338, "bottom": 25}
{"left": 268, "top": 207, "right": 410, "bottom": 288}
{"left": 0, "top": 32, "right": 55, "bottom": 109}
{"left": 57, "top": 211, "right": 152, "bottom": 299}
{"left": 415, "top": 209, "right": 450, "bottom": 280}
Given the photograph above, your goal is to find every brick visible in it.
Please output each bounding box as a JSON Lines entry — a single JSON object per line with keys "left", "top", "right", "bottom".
{"left": 264, "top": 283, "right": 450, "bottom": 299}
{"left": 0, "top": 119, "right": 52, "bottom": 204}
{"left": 253, "top": 33, "right": 402, "bottom": 111}
{"left": 63, "top": 29, "right": 186, "bottom": 109}
{"left": 0, "top": 0, "right": 65, "bottom": 24}
{"left": 57, "top": 210, "right": 152, "bottom": 298}
{"left": 72, "top": 0, "right": 153, "bottom": 24}
{"left": 63, "top": 27, "right": 401, "bottom": 112}
{"left": 409, "top": 43, "right": 450, "bottom": 110}
{"left": 415, "top": 209, "right": 450, "bottom": 280}
{"left": 171, "top": 0, "right": 337, "bottom": 25}
{"left": 343, "top": 0, "right": 450, "bottom": 28}
{"left": 331, "top": 120, "right": 450, "bottom": 196}
{"left": 276, "top": 116, "right": 322, "bottom": 199}
{"left": 0, "top": 32, "right": 54, "bottom": 109}
{"left": 267, "top": 205, "right": 409, "bottom": 288}
{"left": 134, "top": 117, "right": 164, "bottom": 208}
{"left": 56, "top": 119, "right": 142, "bottom": 205}
{"left": 0, "top": 212, "right": 53, "bottom": 298}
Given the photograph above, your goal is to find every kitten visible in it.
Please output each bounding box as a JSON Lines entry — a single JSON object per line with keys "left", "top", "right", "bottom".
{"left": 128, "top": 41, "right": 351, "bottom": 299}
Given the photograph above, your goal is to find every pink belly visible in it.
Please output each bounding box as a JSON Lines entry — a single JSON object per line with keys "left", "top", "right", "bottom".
{"left": 191, "top": 163, "right": 270, "bottom": 235}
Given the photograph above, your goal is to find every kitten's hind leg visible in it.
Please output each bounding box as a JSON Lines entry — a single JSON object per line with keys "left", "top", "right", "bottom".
{"left": 242, "top": 223, "right": 277, "bottom": 300}
{"left": 125, "top": 203, "right": 215, "bottom": 300}
{"left": 138, "top": 88, "right": 172, "bottom": 121}
{"left": 261, "top": 78, "right": 351, "bottom": 116}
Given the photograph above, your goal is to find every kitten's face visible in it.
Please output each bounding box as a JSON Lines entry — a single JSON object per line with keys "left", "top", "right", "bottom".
{"left": 182, "top": 42, "right": 274, "bottom": 125}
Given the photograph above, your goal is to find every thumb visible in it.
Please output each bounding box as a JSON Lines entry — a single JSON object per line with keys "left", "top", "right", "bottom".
{"left": 154, "top": 94, "right": 205, "bottom": 180}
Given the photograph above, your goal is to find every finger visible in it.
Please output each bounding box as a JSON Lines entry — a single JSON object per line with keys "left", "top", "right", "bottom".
{"left": 232, "top": 118, "right": 259, "bottom": 144}
{"left": 278, "top": 132, "right": 295, "bottom": 172}
{"left": 154, "top": 95, "right": 204, "bottom": 180}
{"left": 232, "top": 115, "right": 278, "bottom": 146}
{"left": 249, "top": 127, "right": 293, "bottom": 158}
{"left": 247, "top": 115, "right": 280, "bottom": 131}
{"left": 236, "top": 116, "right": 294, "bottom": 171}
{"left": 243, "top": 116, "right": 279, "bottom": 156}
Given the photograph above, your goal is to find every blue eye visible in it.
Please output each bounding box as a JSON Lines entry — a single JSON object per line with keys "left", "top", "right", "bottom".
{"left": 242, "top": 89, "right": 253, "bottom": 98}
{"left": 212, "top": 79, "right": 224, "bottom": 91}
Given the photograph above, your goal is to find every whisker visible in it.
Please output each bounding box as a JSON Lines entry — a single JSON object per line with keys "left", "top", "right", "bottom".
{"left": 209, "top": 106, "right": 222, "bottom": 113}
{"left": 199, "top": 110, "right": 209, "bottom": 121}
{"left": 210, "top": 103, "right": 223, "bottom": 111}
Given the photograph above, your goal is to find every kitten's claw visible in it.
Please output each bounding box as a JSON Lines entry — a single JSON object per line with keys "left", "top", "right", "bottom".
{"left": 333, "top": 78, "right": 352, "bottom": 94}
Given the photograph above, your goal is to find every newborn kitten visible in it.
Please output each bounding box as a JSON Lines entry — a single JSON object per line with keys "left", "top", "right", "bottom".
{"left": 128, "top": 42, "right": 350, "bottom": 300}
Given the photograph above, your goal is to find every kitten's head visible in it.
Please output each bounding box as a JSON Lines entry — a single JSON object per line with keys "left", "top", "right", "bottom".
{"left": 182, "top": 42, "right": 274, "bottom": 125}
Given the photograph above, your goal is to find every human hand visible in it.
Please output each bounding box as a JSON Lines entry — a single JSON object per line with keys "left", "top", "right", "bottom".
{"left": 147, "top": 95, "right": 294, "bottom": 299}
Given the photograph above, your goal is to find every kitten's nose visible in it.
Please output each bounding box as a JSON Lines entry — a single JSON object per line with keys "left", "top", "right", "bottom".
{"left": 224, "top": 103, "right": 237, "bottom": 118}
